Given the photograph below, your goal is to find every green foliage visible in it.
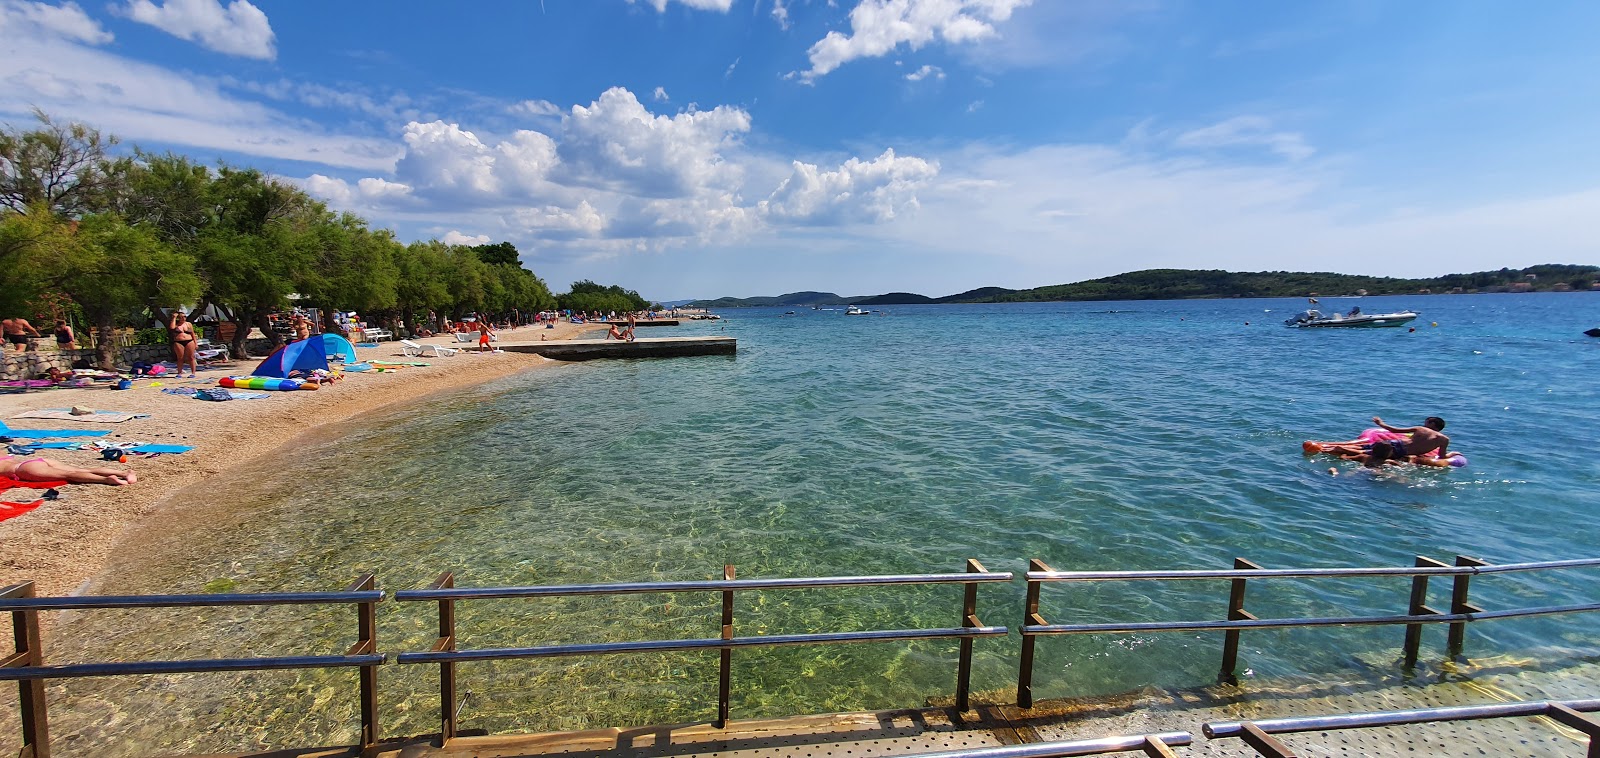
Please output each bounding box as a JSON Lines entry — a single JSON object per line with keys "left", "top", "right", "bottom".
{"left": 133, "top": 327, "right": 169, "bottom": 345}
{"left": 472, "top": 241, "right": 520, "bottom": 266}
{"left": 0, "top": 110, "right": 122, "bottom": 218}
{"left": 559, "top": 279, "right": 649, "bottom": 313}
{"left": 961, "top": 267, "right": 1600, "bottom": 302}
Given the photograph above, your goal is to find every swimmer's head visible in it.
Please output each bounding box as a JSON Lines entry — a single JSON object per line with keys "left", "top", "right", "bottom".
{"left": 1367, "top": 444, "right": 1394, "bottom": 466}
{"left": 1424, "top": 416, "right": 1445, "bottom": 431}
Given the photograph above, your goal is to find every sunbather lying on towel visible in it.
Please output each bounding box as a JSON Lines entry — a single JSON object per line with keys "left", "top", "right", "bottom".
{"left": 1, "top": 454, "right": 137, "bottom": 486}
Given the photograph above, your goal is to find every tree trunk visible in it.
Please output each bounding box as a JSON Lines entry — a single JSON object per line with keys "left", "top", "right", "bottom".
{"left": 94, "top": 311, "right": 118, "bottom": 371}
{"left": 253, "top": 307, "right": 280, "bottom": 356}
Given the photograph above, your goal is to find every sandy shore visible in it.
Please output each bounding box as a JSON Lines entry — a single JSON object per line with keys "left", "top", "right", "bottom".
{"left": 0, "top": 322, "right": 602, "bottom": 599}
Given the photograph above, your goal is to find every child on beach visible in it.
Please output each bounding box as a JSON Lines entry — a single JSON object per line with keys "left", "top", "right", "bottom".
{"left": 1, "top": 455, "right": 138, "bottom": 486}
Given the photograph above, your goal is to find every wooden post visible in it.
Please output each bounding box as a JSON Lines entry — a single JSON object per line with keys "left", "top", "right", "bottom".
{"left": 1240, "top": 722, "right": 1299, "bottom": 757}
{"left": 1403, "top": 556, "right": 1448, "bottom": 667}
{"left": 6, "top": 582, "right": 49, "bottom": 758}
{"left": 1219, "top": 558, "right": 1261, "bottom": 683}
{"left": 346, "top": 574, "right": 379, "bottom": 750}
{"left": 1016, "top": 559, "right": 1049, "bottom": 709}
{"left": 1448, "top": 556, "right": 1488, "bottom": 658}
{"left": 716, "top": 565, "right": 735, "bottom": 729}
{"left": 430, "top": 572, "right": 458, "bottom": 746}
{"left": 954, "top": 559, "right": 984, "bottom": 713}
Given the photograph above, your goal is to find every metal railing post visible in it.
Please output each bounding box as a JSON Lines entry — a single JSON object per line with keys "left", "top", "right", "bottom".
{"left": 1403, "top": 556, "right": 1448, "bottom": 667}
{"left": 430, "top": 572, "right": 458, "bottom": 745}
{"left": 5, "top": 582, "right": 49, "bottom": 758}
{"left": 954, "top": 559, "right": 983, "bottom": 713}
{"left": 1448, "top": 556, "right": 1487, "bottom": 658}
{"left": 716, "top": 565, "right": 735, "bottom": 729}
{"left": 1219, "top": 558, "right": 1261, "bottom": 683}
{"left": 346, "top": 574, "right": 380, "bottom": 750}
{"left": 1017, "top": 559, "right": 1049, "bottom": 709}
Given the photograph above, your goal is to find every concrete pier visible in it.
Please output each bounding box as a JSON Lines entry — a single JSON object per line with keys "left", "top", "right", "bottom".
{"left": 593, "top": 319, "right": 680, "bottom": 327}
{"left": 499, "top": 336, "right": 735, "bottom": 361}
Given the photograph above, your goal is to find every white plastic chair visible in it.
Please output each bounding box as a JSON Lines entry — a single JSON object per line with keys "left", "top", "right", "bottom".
{"left": 400, "top": 340, "right": 425, "bottom": 357}
{"left": 425, "top": 344, "right": 459, "bottom": 357}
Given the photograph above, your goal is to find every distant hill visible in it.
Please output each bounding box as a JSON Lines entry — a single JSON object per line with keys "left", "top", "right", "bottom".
{"left": 688, "top": 291, "right": 858, "bottom": 308}
{"left": 684, "top": 265, "right": 1599, "bottom": 308}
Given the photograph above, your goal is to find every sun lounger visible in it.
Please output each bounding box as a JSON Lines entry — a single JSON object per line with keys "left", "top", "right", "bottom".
{"left": 400, "top": 340, "right": 426, "bottom": 357}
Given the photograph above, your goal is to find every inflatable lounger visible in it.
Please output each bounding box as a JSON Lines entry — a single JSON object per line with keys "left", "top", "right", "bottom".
{"left": 219, "top": 376, "right": 318, "bottom": 391}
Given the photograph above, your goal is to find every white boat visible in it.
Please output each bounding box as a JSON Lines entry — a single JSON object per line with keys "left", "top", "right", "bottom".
{"left": 1283, "top": 308, "right": 1418, "bottom": 328}
{"left": 844, "top": 305, "right": 870, "bottom": 316}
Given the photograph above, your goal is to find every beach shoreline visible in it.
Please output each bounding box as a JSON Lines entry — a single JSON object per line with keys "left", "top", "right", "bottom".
{"left": 0, "top": 323, "right": 600, "bottom": 601}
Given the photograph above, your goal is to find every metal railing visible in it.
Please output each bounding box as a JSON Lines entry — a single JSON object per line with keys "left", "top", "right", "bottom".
{"left": 0, "top": 576, "right": 385, "bottom": 758}
{"left": 902, "top": 732, "right": 1192, "bottom": 757}
{"left": 1203, "top": 698, "right": 1600, "bottom": 757}
{"left": 1016, "top": 555, "right": 1600, "bottom": 708}
{"left": 392, "top": 560, "right": 1011, "bottom": 745}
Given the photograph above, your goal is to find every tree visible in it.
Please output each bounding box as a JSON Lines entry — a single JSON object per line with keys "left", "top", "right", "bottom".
{"left": 471, "top": 241, "right": 520, "bottom": 267}
{"left": 0, "top": 110, "right": 123, "bottom": 218}
{"left": 37, "top": 214, "right": 201, "bottom": 369}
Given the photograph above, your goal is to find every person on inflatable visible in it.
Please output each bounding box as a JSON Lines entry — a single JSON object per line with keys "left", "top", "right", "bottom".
{"left": 1308, "top": 416, "right": 1449, "bottom": 459}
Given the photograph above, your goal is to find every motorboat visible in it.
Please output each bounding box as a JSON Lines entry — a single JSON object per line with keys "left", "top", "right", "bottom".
{"left": 1283, "top": 308, "right": 1418, "bottom": 328}
{"left": 844, "top": 305, "right": 870, "bottom": 315}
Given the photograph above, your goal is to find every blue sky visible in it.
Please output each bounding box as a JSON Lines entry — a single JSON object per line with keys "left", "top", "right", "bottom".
{"left": 2, "top": 0, "right": 1596, "bottom": 300}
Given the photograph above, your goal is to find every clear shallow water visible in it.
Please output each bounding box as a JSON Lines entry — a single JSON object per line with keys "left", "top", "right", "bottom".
{"left": 21, "top": 293, "right": 1600, "bottom": 754}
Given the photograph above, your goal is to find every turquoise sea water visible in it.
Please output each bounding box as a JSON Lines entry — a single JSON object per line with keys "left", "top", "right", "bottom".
{"left": 21, "top": 293, "right": 1600, "bottom": 754}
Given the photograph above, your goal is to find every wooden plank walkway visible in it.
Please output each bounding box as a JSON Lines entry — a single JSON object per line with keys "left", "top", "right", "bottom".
{"left": 499, "top": 336, "right": 735, "bottom": 361}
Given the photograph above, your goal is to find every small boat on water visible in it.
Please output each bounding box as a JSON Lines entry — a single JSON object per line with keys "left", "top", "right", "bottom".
{"left": 844, "top": 305, "right": 870, "bottom": 316}
{"left": 1284, "top": 308, "right": 1418, "bottom": 328}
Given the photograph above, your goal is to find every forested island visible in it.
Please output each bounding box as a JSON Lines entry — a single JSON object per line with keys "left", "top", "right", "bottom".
{"left": 691, "top": 265, "right": 1600, "bottom": 308}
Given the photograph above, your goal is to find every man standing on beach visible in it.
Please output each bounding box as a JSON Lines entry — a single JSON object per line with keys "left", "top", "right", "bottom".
{"left": 477, "top": 319, "right": 495, "bottom": 352}
{"left": 3, "top": 316, "right": 41, "bottom": 352}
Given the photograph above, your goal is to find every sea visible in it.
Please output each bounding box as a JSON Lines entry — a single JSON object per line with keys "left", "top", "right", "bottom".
{"left": 18, "top": 293, "right": 1600, "bottom": 754}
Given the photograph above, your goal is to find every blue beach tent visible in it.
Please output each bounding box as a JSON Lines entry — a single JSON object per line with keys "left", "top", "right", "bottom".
{"left": 252, "top": 334, "right": 358, "bottom": 377}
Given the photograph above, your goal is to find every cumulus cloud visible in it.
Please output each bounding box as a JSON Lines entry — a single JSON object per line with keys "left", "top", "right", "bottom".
{"left": 511, "top": 99, "right": 563, "bottom": 118}
{"left": 759, "top": 149, "right": 939, "bottom": 225}
{"left": 905, "top": 64, "right": 944, "bottom": 81}
{"left": 119, "top": 0, "right": 275, "bottom": 60}
{"left": 0, "top": 0, "right": 111, "bottom": 45}
{"left": 1175, "top": 116, "right": 1314, "bottom": 161}
{"left": 302, "top": 175, "right": 413, "bottom": 206}
{"left": 652, "top": 86, "right": 669, "bottom": 101}
{"left": 800, "top": 0, "right": 1032, "bottom": 81}
{"left": 556, "top": 87, "right": 751, "bottom": 197}
{"left": 440, "top": 230, "right": 491, "bottom": 246}
{"left": 396, "top": 121, "right": 499, "bottom": 196}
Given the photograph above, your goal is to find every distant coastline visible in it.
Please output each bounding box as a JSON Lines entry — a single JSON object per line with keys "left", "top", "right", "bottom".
{"left": 688, "top": 264, "right": 1600, "bottom": 308}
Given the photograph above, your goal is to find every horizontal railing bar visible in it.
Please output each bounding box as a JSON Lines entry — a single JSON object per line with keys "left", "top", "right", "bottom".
{"left": 888, "top": 732, "right": 1193, "bottom": 757}
{"left": 398, "top": 626, "right": 1009, "bottom": 664}
{"left": 1027, "top": 601, "right": 1600, "bottom": 636}
{"left": 395, "top": 572, "right": 1014, "bottom": 601}
{"left": 0, "top": 654, "right": 387, "bottom": 681}
{"left": 0, "top": 591, "right": 384, "bottom": 612}
{"left": 1029, "top": 557, "right": 1600, "bottom": 583}
{"left": 1204, "top": 698, "right": 1600, "bottom": 737}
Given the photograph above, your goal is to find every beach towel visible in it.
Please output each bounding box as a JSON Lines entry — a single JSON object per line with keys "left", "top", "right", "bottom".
{"left": 128, "top": 444, "right": 193, "bottom": 454}
{"left": 0, "top": 380, "right": 55, "bottom": 389}
{"left": 0, "top": 499, "right": 45, "bottom": 521}
{"left": 0, "top": 421, "right": 112, "bottom": 439}
{"left": 13, "top": 409, "right": 148, "bottom": 423}
{"left": 20, "top": 441, "right": 83, "bottom": 450}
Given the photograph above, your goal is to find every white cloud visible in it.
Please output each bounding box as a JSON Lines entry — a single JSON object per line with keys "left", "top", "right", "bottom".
{"left": 441, "top": 230, "right": 491, "bottom": 246}
{"left": 800, "top": 0, "right": 1032, "bottom": 81}
{"left": 396, "top": 121, "right": 499, "bottom": 196}
{"left": 759, "top": 149, "right": 939, "bottom": 225}
{"left": 555, "top": 87, "right": 751, "bottom": 198}
{"left": 0, "top": 29, "right": 398, "bottom": 171}
{"left": 771, "top": 0, "right": 790, "bottom": 29}
{"left": 302, "top": 175, "right": 413, "bottom": 206}
{"left": 0, "top": 0, "right": 111, "bottom": 45}
{"left": 966, "top": 99, "right": 984, "bottom": 113}
{"left": 119, "top": 0, "right": 275, "bottom": 60}
{"left": 1175, "top": 116, "right": 1314, "bottom": 161}
{"left": 511, "top": 99, "right": 563, "bottom": 118}
{"left": 905, "top": 64, "right": 944, "bottom": 81}
{"left": 633, "top": 0, "right": 734, "bottom": 11}
{"left": 652, "top": 86, "right": 669, "bottom": 101}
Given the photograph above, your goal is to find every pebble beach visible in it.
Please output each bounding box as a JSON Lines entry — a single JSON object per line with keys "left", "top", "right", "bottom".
{"left": 0, "top": 322, "right": 600, "bottom": 601}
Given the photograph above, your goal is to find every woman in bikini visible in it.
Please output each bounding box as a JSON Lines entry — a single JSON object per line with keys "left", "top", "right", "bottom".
{"left": 1, "top": 455, "right": 137, "bottom": 486}
{"left": 169, "top": 310, "right": 199, "bottom": 378}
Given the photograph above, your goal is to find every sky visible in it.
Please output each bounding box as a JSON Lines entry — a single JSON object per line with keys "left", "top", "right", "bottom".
{"left": 2, "top": 0, "right": 1597, "bottom": 301}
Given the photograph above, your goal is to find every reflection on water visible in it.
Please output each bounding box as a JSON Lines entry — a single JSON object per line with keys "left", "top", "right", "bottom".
{"left": 14, "top": 295, "right": 1600, "bottom": 755}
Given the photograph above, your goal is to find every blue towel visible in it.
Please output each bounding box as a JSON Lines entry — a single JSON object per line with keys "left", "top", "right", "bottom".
{"left": 0, "top": 421, "right": 111, "bottom": 439}
{"left": 128, "top": 444, "right": 193, "bottom": 454}
{"left": 28, "top": 441, "right": 83, "bottom": 449}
